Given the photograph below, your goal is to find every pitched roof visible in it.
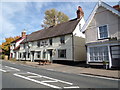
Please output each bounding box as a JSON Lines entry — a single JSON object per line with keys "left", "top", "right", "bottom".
{"left": 22, "top": 18, "right": 80, "bottom": 43}
{"left": 82, "top": 1, "right": 120, "bottom": 32}
{"left": 11, "top": 37, "right": 23, "bottom": 43}
{"left": 13, "top": 45, "right": 20, "bottom": 51}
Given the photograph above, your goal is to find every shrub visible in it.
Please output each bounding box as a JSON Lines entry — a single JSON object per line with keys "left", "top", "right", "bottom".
{"left": 0, "top": 54, "right": 5, "bottom": 59}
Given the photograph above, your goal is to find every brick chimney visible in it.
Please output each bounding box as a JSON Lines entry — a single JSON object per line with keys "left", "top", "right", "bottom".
{"left": 113, "top": 4, "right": 120, "bottom": 11}
{"left": 21, "top": 30, "right": 26, "bottom": 38}
{"left": 76, "top": 6, "right": 84, "bottom": 19}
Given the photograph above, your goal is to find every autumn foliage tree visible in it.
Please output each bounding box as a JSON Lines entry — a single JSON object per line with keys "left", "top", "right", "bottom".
{"left": 1, "top": 36, "right": 20, "bottom": 55}
{"left": 41, "top": 9, "right": 69, "bottom": 28}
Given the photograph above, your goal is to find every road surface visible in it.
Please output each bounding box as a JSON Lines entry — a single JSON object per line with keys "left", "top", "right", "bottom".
{"left": 0, "top": 59, "right": 119, "bottom": 89}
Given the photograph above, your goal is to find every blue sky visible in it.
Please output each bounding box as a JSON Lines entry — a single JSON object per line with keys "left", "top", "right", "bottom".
{"left": 0, "top": 1, "right": 118, "bottom": 44}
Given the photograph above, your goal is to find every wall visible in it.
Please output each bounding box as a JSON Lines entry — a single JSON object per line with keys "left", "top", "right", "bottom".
{"left": 16, "top": 38, "right": 25, "bottom": 47}
{"left": 85, "top": 6, "right": 119, "bottom": 43}
{"left": 52, "top": 34, "right": 73, "bottom": 61}
{"left": 18, "top": 17, "right": 86, "bottom": 61}
{"left": 19, "top": 34, "right": 73, "bottom": 61}
{"left": 10, "top": 43, "right": 15, "bottom": 58}
{"left": 73, "top": 17, "right": 86, "bottom": 61}
{"left": 73, "top": 36, "right": 86, "bottom": 61}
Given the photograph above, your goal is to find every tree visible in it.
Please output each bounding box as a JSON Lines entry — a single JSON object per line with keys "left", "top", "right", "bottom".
{"left": 41, "top": 9, "right": 69, "bottom": 28}
{"left": 1, "top": 36, "right": 20, "bottom": 55}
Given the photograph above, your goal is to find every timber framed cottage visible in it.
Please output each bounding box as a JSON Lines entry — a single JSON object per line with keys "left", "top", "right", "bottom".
{"left": 18, "top": 6, "right": 86, "bottom": 62}
{"left": 82, "top": 1, "right": 120, "bottom": 68}
{"left": 10, "top": 31, "right": 26, "bottom": 59}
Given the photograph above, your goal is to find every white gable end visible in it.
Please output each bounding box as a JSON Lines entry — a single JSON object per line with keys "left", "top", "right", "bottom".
{"left": 73, "top": 17, "right": 85, "bottom": 38}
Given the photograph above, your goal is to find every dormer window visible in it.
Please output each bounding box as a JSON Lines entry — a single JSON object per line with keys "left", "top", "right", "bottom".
{"left": 60, "top": 36, "right": 65, "bottom": 44}
{"left": 98, "top": 25, "right": 108, "bottom": 39}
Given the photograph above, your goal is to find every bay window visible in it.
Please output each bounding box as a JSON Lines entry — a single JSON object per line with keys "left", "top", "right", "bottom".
{"left": 89, "top": 46, "right": 109, "bottom": 61}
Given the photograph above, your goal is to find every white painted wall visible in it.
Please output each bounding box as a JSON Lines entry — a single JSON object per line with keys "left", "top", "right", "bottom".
{"left": 19, "top": 34, "right": 73, "bottom": 61}
{"left": 16, "top": 38, "right": 25, "bottom": 47}
{"left": 52, "top": 34, "right": 73, "bottom": 61}
{"left": 18, "top": 18, "right": 86, "bottom": 62}
{"left": 10, "top": 37, "right": 25, "bottom": 59}
{"left": 73, "top": 17, "right": 85, "bottom": 38}
{"left": 73, "top": 17, "right": 86, "bottom": 61}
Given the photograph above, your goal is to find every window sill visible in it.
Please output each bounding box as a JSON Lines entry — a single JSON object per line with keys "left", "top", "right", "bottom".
{"left": 89, "top": 60, "right": 100, "bottom": 62}
{"left": 58, "top": 57, "right": 66, "bottom": 59}
{"left": 59, "top": 43, "right": 65, "bottom": 45}
{"left": 98, "top": 37, "right": 110, "bottom": 40}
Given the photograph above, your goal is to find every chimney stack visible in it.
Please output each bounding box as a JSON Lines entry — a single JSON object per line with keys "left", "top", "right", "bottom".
{"left": 113, "top": 4, "right": 120, "bottom": 12}
{"left": 76, "top": 6, "right": 84, "bottom": 19}
{"left": 21, "top": 30, "right": 26, "bottom": 38}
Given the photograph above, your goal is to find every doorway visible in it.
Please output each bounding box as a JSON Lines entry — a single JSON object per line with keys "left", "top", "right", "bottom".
{"left": 48, "top": 49, "right": 53, "bottom": 61}
{"left": 31, "top": 51, "right": 35, "bottom": 62}
{"left": 110, "top": 45, "right": 120, "bottom": 67}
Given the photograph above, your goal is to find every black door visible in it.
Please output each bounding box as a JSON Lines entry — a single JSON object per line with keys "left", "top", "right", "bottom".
{"left": 31, "top": 51, "right": 34, "bottom": 61}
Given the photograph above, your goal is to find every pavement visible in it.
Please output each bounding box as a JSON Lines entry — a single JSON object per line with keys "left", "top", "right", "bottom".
{"left": 7, "top": 60, "right": 119, "bottom": 79}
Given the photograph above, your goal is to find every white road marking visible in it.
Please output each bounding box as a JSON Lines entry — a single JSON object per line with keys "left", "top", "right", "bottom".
{"left": 43, "top": 76, "right": 73, "bottom": 85}
{"left": 41, "top": 80, "right": 58, "bottom": 83}
{"left": 47, "top": 69, "right": 54, "bottom": 71}
{"left": 16, "top": 72, "right": 32, "bottom": 75}
{"left": 64, "top": 86, "right": 80, "bottom": 88}
{"left": 27, "top": 76, "right": 42, "bottom": 78}
{"left": 27, "top": 72, "right": 43, "bottom": 77}
{"left": 78, "top": 74, "right": 119, "bottom": 81}
{"left": 14, "top": 72, "right": 79, "bottom": 89}
{"left": 0, "top": 69, "right": 6, "bottom": 72}
{"left": 28, "top": 72, "right": 73, "bottom": 85}
{"left": 5, "top": 66, "right": 20, "bottom": 71}
{"left": 14, "top": 73, "right": 61, "bottom": 89}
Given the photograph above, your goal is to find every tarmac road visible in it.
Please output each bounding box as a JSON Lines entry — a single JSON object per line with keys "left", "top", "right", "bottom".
{"left": 1, "top": 59, "right": 119, "bottom": 89}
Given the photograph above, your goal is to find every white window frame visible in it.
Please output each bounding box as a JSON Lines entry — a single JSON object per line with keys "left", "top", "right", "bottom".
{"left": 98, "top": 24, "right": 109, "bottom": 39}
{"left": 60, "top": 36, "right": 65, "bottom": 44}
{"left": 58, "top": 49, "right": 66, "bottom": 58}
{"left": 89, "top": 46, "right": 109, "bottom": 62}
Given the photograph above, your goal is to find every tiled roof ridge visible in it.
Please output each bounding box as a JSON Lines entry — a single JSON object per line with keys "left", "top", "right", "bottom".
{"left": 30, "top": 18, "right": 78, "bottom": 34}
{"left": 22, "top": 18, "right": 80, "bottom": 43}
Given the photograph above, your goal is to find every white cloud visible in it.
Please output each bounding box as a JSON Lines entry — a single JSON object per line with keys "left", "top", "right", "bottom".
{"left": 2, "top": 2, "right": 27, "bottom": 19}
{"left": 0, "top": 2, "right": 28, "bottom": 38}
{"left": 35, "top": 2, "right": 48, "bottom": 12}
{"left": 0, "top": 14, "right": 16, "bottom": 39}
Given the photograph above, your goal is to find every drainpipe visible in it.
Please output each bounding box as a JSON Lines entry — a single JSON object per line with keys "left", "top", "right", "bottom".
{"left": 72, "top": 33, "right": 74, "bottom": 61}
